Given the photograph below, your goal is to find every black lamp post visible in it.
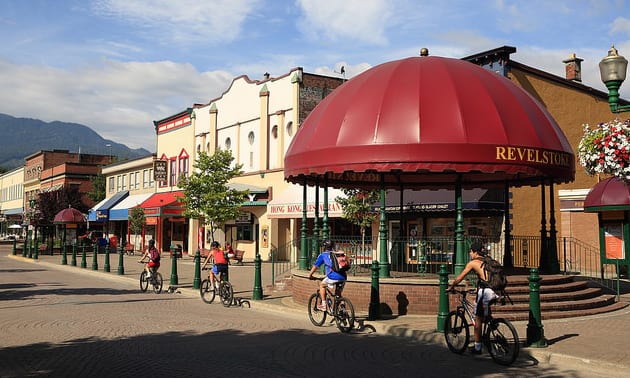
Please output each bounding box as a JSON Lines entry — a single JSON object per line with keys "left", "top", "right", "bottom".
{"left": 600, "top": 45, "right": 630, "bottom": 113}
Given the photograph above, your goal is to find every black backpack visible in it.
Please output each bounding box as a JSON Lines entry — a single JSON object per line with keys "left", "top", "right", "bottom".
{"left": 328, "top": 251, "right": 351, "bottom": 273}
{"left": 477, "top": 256, "right": 507, "bottom": 292}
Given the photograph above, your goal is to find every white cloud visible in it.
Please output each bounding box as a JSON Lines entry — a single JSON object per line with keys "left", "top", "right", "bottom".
{"left": 296, "top": 0, "right": 392, "bottom": 45}
{"left": 0, "top": 58, "right": 233, "bottom": 150}
{"left": 92, "top": 0, "right": 260, "bottom": 45}
{"left": 611, "top": 17, "right": 630, "bottom": 37}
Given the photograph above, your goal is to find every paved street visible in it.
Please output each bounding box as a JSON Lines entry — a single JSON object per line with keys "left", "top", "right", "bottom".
{"left": 0, "top": 249, "right": 628, "bottom": 377}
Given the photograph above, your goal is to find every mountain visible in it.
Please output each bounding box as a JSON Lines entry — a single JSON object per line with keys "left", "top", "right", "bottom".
{"left": 0, "top": 113, "right": 151, "bottom": 170}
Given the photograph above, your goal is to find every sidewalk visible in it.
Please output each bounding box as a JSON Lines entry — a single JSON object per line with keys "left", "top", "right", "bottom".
{"left": 5, "top": 245, "right": 630, "bottom": 373}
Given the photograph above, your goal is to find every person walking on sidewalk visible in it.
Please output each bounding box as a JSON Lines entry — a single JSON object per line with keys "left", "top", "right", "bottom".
{"left": 447, "top": 241, "right": 499, "bottom": 355}
{"left": 308, "top": 239, "right": 347, "bottom": 311}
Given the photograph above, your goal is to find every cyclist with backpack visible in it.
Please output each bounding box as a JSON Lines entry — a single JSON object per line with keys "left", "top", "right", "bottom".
{"left": 138, "top": 239, "right": 160, "bottom": 279}
{"left": 447, "top": 241, "right": 500, "bottom": 355}
{"left": 308, "top": 239, "right": 348, "bottom": 312}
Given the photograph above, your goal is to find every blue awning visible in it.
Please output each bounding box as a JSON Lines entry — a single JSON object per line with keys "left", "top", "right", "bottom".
{"left": 109, "top": 193, "right": 154, "bottom": 221}
{"left": 88, "top": 197, "right": 109, "bottom": 222}
{"left": 93, "top": 191, "right": 129, "bottom": 222}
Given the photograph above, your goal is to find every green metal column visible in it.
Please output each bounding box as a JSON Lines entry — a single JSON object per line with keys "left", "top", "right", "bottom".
{"left": 539, "top": 183, "right": 548, "bottom": 271}
{"left": 454, "top": 176, "right": 465, "bottom": 275}
{"left": 91, "top": 245, "right": 99, "bottom": 270}
{"left": 322, "top": 176, "right": 330, "bottom": 240}
{"left": 526, "top": 268, "right": 547, "bottom": 347}
{"left": 368, "top": 260, "right": 380, "bottom": 320}
{"left": 299, "top": 181, "right": 309, "bottom": 270}
{"left": 71, "top": 244, "right": 77, "bottom": 266}
{"left": 22, "top": 231, "right": 28, "bottom": 257}
{"left": 81, "top": 245, "right": 87, "bottom": 268}
{"left": 437, "top": 264, "right": 450, "bottom": 331}
{"left": 193, "top": 250, "right": 201, "bottom": 290}
{"left": 117, "top": 246, "right": 125, "bottom": 275}
{"left": 312, "top": 181, "right": 320, "bottom": 258}
{"left": 170, "top": 247, "right": 178, "bottom": 285}
{"left": 103, "top": 245, "right": 110, "bottom": 272}
{"left": 252, "top": 252, "right": 263, "bottom": 300}
{"left": 378, "top": 174, "right": 390, "bottom": 278}
{"left": 12, "top": 238, "right": 16, "bottom": 255}
{"left": 547, "top": 182, "right": 560, "bottom": 274}
{"left": 503, "top": 181, "right": 514, "bottom": 269}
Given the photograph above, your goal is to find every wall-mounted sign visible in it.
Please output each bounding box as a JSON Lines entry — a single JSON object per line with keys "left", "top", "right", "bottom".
{"left": 153, "top": 160, "right": 167, "bottom": 182}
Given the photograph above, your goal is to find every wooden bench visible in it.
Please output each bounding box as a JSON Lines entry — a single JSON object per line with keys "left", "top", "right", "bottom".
{"left": 124, "top": 243, "right": 135, "bottom": 256}
{"left": 229, "top": 250, "right": 245, "bottom": 265}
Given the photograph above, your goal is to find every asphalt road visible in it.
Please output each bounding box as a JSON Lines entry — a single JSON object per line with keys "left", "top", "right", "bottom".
{"left": 0, "top": 255, "right": 621, "bottom": 378}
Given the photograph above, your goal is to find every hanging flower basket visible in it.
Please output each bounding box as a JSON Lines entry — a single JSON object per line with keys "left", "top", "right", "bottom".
{"left": 578, "top": 119, "right": 630, "bottom": 181}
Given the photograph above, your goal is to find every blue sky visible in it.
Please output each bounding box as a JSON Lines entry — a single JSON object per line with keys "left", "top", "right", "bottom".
{"left": 0, "top": 0, "right": 629, "bottom": 151}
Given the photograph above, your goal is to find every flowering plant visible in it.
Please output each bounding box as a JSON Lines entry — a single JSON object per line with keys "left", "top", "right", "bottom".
{"left": 578, "top": 119, "right": 630, "bottom": 181}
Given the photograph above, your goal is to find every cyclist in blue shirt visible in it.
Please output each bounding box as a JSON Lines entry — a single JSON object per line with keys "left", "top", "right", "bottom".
{"left": 308, "top": 239, "right": 347, "bottom": 311}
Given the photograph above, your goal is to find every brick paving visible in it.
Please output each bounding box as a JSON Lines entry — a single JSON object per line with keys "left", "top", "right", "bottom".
{"left": 3, "top": 243, "right": 630, "bottom": 376}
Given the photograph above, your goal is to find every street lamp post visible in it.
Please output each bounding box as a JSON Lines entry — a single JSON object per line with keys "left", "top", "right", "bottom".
{"left": 599, "top": 45, "right": 630, "bottom": 113}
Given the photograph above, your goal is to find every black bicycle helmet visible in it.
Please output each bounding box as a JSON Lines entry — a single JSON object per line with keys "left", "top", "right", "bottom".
{"left": 321, "top": 239, "right": 334, "bottom": 251}
{"left": 211, "top": 241, "right": 220, "bottom": 249}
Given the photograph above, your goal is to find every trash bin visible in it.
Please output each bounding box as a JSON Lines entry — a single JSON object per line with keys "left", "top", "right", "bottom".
{"left": 170, "top": 244, "right": 182, "bottom": 258}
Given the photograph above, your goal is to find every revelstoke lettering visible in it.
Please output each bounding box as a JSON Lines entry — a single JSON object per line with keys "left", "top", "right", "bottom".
{"left": 495, "top": 146, "right": 570, "bottom": 167}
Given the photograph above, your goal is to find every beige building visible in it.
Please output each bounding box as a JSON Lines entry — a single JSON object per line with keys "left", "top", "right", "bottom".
{"left": 0, "top": 167, "right": 25, "bottom": 236}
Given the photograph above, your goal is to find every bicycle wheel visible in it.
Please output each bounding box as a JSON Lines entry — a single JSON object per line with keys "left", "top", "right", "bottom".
{"left": 444, "top": 310, "right": 470, "bottom": 354}
{"left": 334, "top": 297, "right": 355, "bottom": 333}
{"left": 219, "top": 282, "right": 234, "bottom": 307}
{"left": 307, "top": 293, "right": 326, "bottom": 326}
{"left": 200, "top": 279, "right": 215, "bottom": 304}
{"left": 485, "top": 318, "right": 520, "bottom": 366}
{"left": 152, "top": 273, "right": 163, "bottom": 294}
{"left": 139, "top": 271, "right": 148, "bottom": 292}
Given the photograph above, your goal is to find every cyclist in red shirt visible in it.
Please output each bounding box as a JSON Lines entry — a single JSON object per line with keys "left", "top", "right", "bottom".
{"left": 139, "top": 239, "right": 160, "bottom": 278}
{"left": 201, "top": 241, "right": 228, "bottom": 289}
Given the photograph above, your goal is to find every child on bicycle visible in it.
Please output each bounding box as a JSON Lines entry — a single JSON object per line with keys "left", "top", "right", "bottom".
{"left": 308, "top": 239, "right": 347, "bottom": 311}
{"left": 201, "top": 241, "right": 228, "bottom": 290}
{"left": 447, "top": 241, "right": 499, "bottom": 355}
{"left": 138, "top": 239, "right": 160, "bottom": 279}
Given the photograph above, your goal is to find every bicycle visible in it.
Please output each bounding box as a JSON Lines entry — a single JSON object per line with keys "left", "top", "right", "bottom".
{"left": 138, "top": 262, "right": 163, "bottom": 294}
{"left": 444, "top": 288, "right": 519, "bottom": 365}
{"left": 307, "top": 278, "right": 355, "bottom": 333}
{"left": 200, "top": 267, "right": 234, "bottom": 307}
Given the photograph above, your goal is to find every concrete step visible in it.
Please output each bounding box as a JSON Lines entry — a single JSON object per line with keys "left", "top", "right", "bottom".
{"left": 495, "top": 301, "right": 629, "bottom": 322}
{"left": 504, "top": 287, "right": 602, "bottom": 303}
{"left": 494, "top": 293, "right": 618, "bottom": 314}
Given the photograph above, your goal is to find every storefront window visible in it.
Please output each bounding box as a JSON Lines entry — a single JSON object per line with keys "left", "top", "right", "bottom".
{"left": 237, "top": 224, "right": 253, "bottom": 241}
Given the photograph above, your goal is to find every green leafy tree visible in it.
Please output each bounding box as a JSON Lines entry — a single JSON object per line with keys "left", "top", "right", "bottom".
{"left": 178, "top": 150, "right": 249, "bottom": 243}
{"left": 336, "top": 188, "right": 379, "bottom": 255}
{"left": 36, "top": 186, "right": 87, "bottom": 225}
{"left": 128, "top": 206, "right": 146, "bottom": 250}
{"left": 86, "top": 172, "right": 106, "bottom": 203}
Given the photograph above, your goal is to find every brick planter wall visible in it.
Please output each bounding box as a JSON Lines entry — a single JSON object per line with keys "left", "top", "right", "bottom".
{"left": 292, "top": 270, "right": 459, "bottom": 316}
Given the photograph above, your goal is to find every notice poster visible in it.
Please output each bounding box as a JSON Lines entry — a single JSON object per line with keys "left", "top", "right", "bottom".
{"left": 604, "top": 224, "right": 625, "bottom": 259}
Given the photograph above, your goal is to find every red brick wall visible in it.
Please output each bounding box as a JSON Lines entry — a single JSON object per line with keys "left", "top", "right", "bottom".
{"left": 292, "top": 271, "right": 459, "bottom": 316}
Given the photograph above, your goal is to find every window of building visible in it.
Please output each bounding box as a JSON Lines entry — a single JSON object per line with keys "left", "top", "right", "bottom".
{"left": 143, "top": 169, "right": 149, "bottom": 188}
{"left": 179, "top": 150, "right": 189, "bottom": 181}
{"left": 170, "top": 159, "right": 177, "bottom": 187}
{"left": 116, "top": 175, "right": 122, "bottom": 192}
{"left": 272, "top": 125, "right": 278, "bottom": 139}
{"left": 121, "top": 174, "right": 127, "bottom": 191}
{"left": 286, "top": 121, "right": 293, "bottom": 136}
{"left": 109, "top": 177, "right": 115, "bottom": 193}
{"left": 149, "top": 168, "right": 154, "bottom": 187}
{"left": 237, "top": 224, "right": 253, "bottom": 241}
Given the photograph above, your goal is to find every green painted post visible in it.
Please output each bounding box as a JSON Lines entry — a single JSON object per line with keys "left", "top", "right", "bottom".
{"left": 117, "top": 246, "right": 125, "bottom": 275}
{"left": 368, "top": 260, "right": 381, "bottom": 320}
{"left": 526, "top": 268, "right": 547, "bottom": 347}
{"left": 71, "top": 244, "right": 77, "bottom": 266}
{"left": 252, "top": 252, "right": 263, "bottom": 300}
{"left": 81, "top": 245, "right": 87, "bottom": 268}
{"left": 61, "top": 244, "right": 67, "bottom": 265}
{"left": 12, "top": 238, "right": 16, "bottom": 255}
{"left": 437, "top": 264, "right": 450, "bottom": 331}
{"left": 170, "top": 247, "right": 179, "bottom": 286}
{"left": 91, "top": 245, "right": 99, "bottom": 271}
{"left": 33, "top": 242, "right": 38, "bottom": 260}
{"left": 22, "top": 232, "right": 27, "bottom": 257}
{"left": 193, "top": 250, "right": 201, "bottom": 290}
{"left": 378, "top": 175, "right": 390, "bottom": 278}
{"left": 299, "top": 183, "right": 309, "bottom": 270}
{"left": 27, "top": 231, "right": 32, "bottom": 258}
{"left": 103, "top": 246, "right": 110, "bottom": 272}
{"left": 454, "top": 176, "right": 465, "bottom": 275}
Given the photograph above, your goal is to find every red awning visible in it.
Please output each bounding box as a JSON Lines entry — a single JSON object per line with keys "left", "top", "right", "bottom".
{"left": 140, "top": 191, "right": 185, "bottom": 216}
{"left": 584, "top": 178, "right": 630, "bottom": 212}
{"left": 284, "top": 56, "right": 575, "bottom": 189}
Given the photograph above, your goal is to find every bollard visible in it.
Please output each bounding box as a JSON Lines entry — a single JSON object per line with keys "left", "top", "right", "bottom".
{"left": 193, "top": 250, "right": 201, "bottom": 290}
{"left": 81, "top": 245, "right": 87, "bottom": 268}
{"left": 117, "top": 246, "right": 125, "bottom": 275}
{"left": 170, "top": 248, "right": 179, "bottom": 286}
{"left": 526, "top": 268, "right": 547, "bottom": 347}
{"left": 104, "top": 246, "right": 110, "bottom": 273}
{"left": 71, "top": 244, "right": 77, "bottom": 267}
{"left": 252, "top": 253, "right": 263, "bottom": 300}
{"left": 437, "top": 264, "right": 450, "bottom": 331}
{"left": 22, "top": 236, "right": 27, "bottom": 257}
{"left": 91, "top": 245, "right": 99, "bottom": 270}
{"left": 368, "top": 260, "right": 381, "bottom": 320}
{"left": 33, "top": 243, "right": 38, "bottom": 260}
{"left": 61, "top": 244, "right": 67, "bottom": 265}
{"left": 12, "top": 238, "right": 16, "bottom": 255}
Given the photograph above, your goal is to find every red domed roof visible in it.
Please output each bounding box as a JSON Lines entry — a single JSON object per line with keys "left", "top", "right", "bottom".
{"left": 584, "top": 177, "right": 630, "bottom": 212}
{"left": 284, "top": 56, "right": 575, "bottom": 189}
